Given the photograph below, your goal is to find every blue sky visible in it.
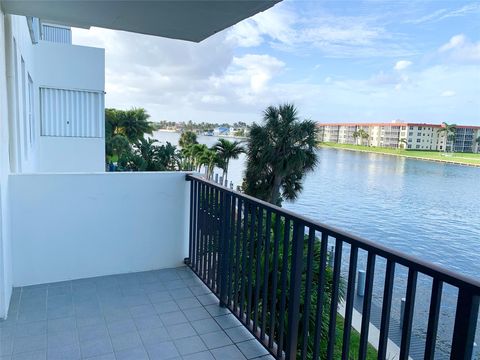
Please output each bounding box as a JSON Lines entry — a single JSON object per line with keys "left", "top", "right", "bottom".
{"left": 73, "top": 0, "right": 480, "bottom": 125}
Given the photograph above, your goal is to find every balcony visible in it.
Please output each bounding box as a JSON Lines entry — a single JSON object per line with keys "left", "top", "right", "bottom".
{"left": 1, "top": 172, "right": 479, "bottom": 360}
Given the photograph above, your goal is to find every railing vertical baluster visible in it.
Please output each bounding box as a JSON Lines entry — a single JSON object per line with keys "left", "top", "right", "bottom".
{"left": 399, "top": 269, "right": 418, "bottom": 360}
{"left": 378, "top": 259, "right": 396, "bottom": 360}
{"left": 358, "top": 252, "right": 376, "bottom": 360}
{"left": 214, "top": 187, "right": 220, "bottom": 290}
{"left": 277, "top": 218, "right": 291, "bottom": 357}
{"left": 188, "top": 179, "right": 194, "bottom": 264}
{"left": 326, "top": 238, "right": 343, "bottom": 360}
{"left": 285, "top": 222, "right": 305, "bottom": 360}
{"left": 219, "top": 191, "right": 231, "bottom": 307}
{"left": 246, "top": 203, "right": 257, "bottom": 326}
{"left": 227, "top": 196, "right": 236, "bottom": 306}
{"left": 209, "top": 186, "right": 216, "bottom": 288}
{"left": 341, "top": 244, "right": 358, "bottom": 360}
{"left": 193, "top": 180, "right": 199, "bottom": 271}
{"left": 450, "top": 288, "right": 479, "bottom": 360}
{"left": 300, "top": 227, "right": 316, "bottom": 360}
{"left": 205, "top": 186, "right": 211, "bottom": 288}
{"left": 268, "top": 214, "right": 281, "bottom": 349}
{"left": 312, "top": 231, "right": 329, "bottom": 360}
{"left": 260, "top": 210, "right": 272, "bottom": 341}
{"left": 424, "top": 278, "right": 442, "bottom": 360}
{"left": 253, "top": 207, "right": 264, "bottom": 331}
{"left": 233, "top": 197, "right": 242, "bottom": 311}
{"left": 200, "top": 183, "right": 206, "bottom": 279}
{"left": 239, "top": 202, "right": 249, "bottom": 317}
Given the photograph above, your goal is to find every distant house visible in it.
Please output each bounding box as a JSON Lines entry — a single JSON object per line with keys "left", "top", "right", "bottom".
{"left": 213, "top": 127, "right": 229, "bottom": 136}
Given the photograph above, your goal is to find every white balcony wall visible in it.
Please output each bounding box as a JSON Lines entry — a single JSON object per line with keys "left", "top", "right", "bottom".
{"left": 35, "top": 40, "right": 105, "bottom": 172}
{"left": 9, "top": 172, "right": 190, "bottom": 287}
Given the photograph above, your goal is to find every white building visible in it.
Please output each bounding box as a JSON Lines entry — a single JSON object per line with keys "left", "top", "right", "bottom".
{"left": 0, "top": 0, "right": 279, "bottom": 319}
{"left": 318, "top": 122, "right": 480, "bottom": 152}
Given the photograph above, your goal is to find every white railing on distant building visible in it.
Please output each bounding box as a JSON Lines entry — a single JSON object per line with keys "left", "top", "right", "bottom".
{"left": 41, "top": 23, "right": 72, "bottom": 44}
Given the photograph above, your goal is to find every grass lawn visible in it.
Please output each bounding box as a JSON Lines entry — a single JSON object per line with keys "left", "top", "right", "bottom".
{"left": 319, "top": 142, "right": 480, "bottom": 166}
{"left": 332, "top": 314, "right": 378, "bottom": 359}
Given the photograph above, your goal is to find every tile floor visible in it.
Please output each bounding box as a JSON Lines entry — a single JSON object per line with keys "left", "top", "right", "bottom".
{"left": 0, "top": 267, "right": 275, "bottom": 360}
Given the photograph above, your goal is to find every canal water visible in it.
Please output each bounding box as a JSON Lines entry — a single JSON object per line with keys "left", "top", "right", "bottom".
{"left": 153, "top": 131, "right": 480, "bottom": 354}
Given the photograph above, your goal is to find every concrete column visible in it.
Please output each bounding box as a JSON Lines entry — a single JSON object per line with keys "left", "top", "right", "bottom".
{"left": 357, "top": 270, "right": 366, "bottom": 296}
{"left": 400, "top": 298, "right": 406, "bottom": 329}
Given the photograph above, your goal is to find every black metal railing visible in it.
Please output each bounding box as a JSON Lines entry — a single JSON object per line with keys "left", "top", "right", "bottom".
{"left": 186, "top": 174, "right": 480, "bottom": 360}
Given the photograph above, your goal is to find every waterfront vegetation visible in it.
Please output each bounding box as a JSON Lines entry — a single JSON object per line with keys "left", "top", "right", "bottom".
{"left": 319, "top": 142, "right": 480, "bottom": 166}
{"left": 243, "top": 104, "right": 318, "bottom": 205}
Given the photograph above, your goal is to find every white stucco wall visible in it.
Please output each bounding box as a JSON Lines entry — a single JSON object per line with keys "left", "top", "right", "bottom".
{"left": 37, "top": 137, "right": 105, "bottom": 173}
{"left": 35, "top": 40, "right": 104, "bottom": 90}
{"left": 9, "top": 172, "right": 191, "bottom": 286}
{"left": 0, "top": 8, "right": 13, "bottom": 319}
{"left": 34, "top": 40, "right": 105, "bottom": 172}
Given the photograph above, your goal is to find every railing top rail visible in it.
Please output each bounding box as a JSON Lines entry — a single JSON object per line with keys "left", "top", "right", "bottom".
{"left": 186, "top": 173, "right": 480, "bottom": 293}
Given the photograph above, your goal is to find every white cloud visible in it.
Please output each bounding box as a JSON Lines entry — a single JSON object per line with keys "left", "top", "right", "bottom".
{"left": 408, "top": 3, "right": 480, "bottom": 24}
{"left": 439, "top": 34, "right": 466, "bottom": 52}
{"left": 394, "top": 60, "right": 412, "bottom": 71}
{"left": 227, "top": 4, "right": 414, "bottom": 58}
{"left": 441, "top": 90, "right": 456, "bottom": 97}
{"left": 72, "top": 26, "right": 286, "bottom": 122}
{"left": 439, "top": 34, "right": 480, "bottom": 63}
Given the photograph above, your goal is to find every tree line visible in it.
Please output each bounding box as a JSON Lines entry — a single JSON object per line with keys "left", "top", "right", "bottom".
{"left": 106, "top": 104, "right": 318, "bottom": 207}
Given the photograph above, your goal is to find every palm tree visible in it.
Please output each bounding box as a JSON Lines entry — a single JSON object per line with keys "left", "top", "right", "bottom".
{"left": 179, "top": 130, "right": 198, "bottom": 148}
{"left": 198, "top": 149, "right": 219, "bottom": 180}
{"left": 358, "top": 129, "right": 369, "bottom": 146}
{"left": 120, "top": 108, "right": 154, "bottom": 143}
{"left": 399, "top": 138, "right": 408, "bottom": 149}
{"left": 190, "top": 143, "right": 208, "bottom": 171}
{"left": 352, "top": 130, "right": 360, "bottom": 145}
{"left": 243, "top": 104, "right": 318, "bottom": 205}
{"left": 213, "top": 139, "right": 244, "bottom": 180}
{"left": 437, "top": 122, "right": 457, "bottom": 153}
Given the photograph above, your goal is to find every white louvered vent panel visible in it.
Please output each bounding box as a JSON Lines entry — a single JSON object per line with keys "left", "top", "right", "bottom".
{"left": 41, "top": 25, "right": 72, "bottom": 44}
{"left": 40, "top": 87, "right": 104, "bottom": 138}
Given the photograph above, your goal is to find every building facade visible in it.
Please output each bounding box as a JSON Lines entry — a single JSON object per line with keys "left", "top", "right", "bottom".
{"left": 318, "top": 122, "right": 480, "bottom": 153}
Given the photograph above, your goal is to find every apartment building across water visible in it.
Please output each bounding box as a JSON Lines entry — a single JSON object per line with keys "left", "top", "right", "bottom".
{"left": 317, "top": 122, "right": 480, "bottom": 153}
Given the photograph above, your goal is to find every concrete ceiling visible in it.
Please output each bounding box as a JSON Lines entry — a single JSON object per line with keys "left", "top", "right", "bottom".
{"left": 1, "top": 0, "right": 281, "bottom": 42}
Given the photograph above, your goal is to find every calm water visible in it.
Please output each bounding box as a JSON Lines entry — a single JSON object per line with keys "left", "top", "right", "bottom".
{"left": 154, "top": 131, "right": 480, "bottom": 351}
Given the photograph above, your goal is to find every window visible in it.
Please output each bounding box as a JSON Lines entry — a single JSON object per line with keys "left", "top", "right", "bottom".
{"left": 409, "top": 126, "right": 414, "bottom": 130}
{"left": 416, "top": 145, "right": 420, "bottom": 149}
{"left": 28, "top": 75, "right": 34, "bottom": 145}
{"left": 418, "top": 127, "right": 422, "bottom": 130}
{"left": 408, "top": 139, "right": 412, "bottom": 142}
{"left": 409, "top": 131, "right": 413, "bottom": 136}
{"left": 21, "top": 58, "right": 28, "bottom": 159}
{"left": 417, "top": 139, "right": 421, "bottom": 143}
{"left": 408, "top": 145, "right": 412, "bottom": 149}
{"left": 417, "top": 132, "right": 422, "bottom": 136}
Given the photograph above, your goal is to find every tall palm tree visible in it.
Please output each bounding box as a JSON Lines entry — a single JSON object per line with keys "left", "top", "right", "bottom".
{"left": 352, "top": 130, "right": 360, "bottom": 145}
{"left": 190, "top": 143, "right": 208, "bottom": 171}
{"left": 399, "top": 138, "right": 408, "bottom": 149}
{"left": 198, "top": 149, "right": 219, "bottom": 180}
{"left": 358, "top": 129, "right": 369, "bottom": 146}
{"left": 437, "top": 122, "right": 457, "bottom": 153}
{"left": 120, "top": 108, "right": 154, "bottom": 143}
{"left": 243, "top": 104, "right": 318, "bottom": 205}
{"left": 213, "top": 139, "right": 244, "bottom": 180}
